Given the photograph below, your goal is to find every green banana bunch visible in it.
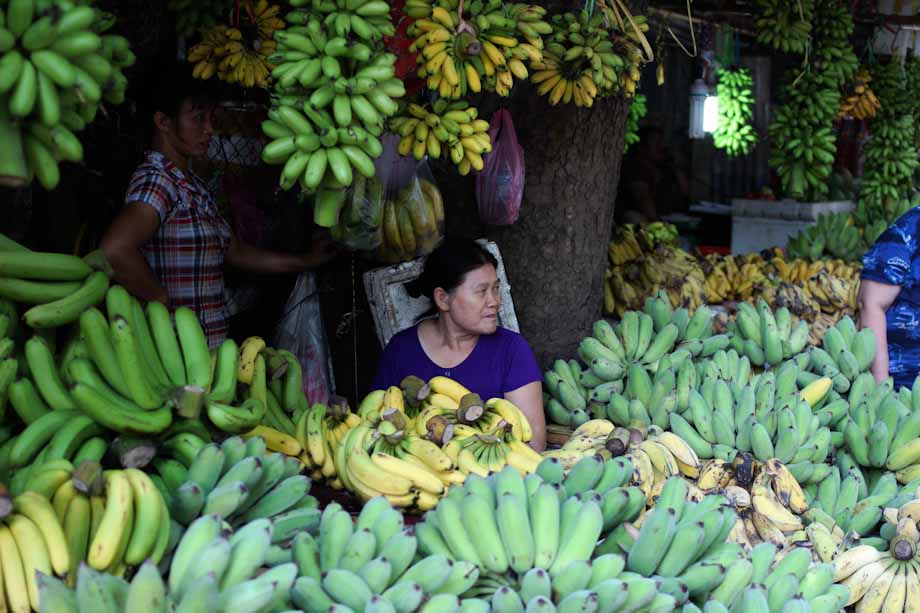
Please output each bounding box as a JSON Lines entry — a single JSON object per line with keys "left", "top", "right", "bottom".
{"left": 261, "top": 4, "right": 404, "bottom": 212}
{"left": 153, "top": 435, "right": 317, "bottom": 531}
{"left": 861, "top": 114, "right": 918, "bottom": 212}
{"left": 754, "top": 0, "right": 814, "bottom": 54}
{"left": 287, "top": 0, "right": 395, "bottom": 41}
{"left": 767, "top": 73, "right": 839, "bottom": 202}
{"left": 806, "top": 466, "right": 899, "bottom": 539}
{"left": 624, "top": 93, "right": 647, "bottom": 152}
{"left": 804, "top": 315, "right": 876, "bottom": 389}
{"left": 712, "top": 68, "right": 756, "bottom": 158}
{"left": 0, "top": 0, "right": 133, "bottom": 190}
{"left": 810, "top": 0, "right": 858, "bottom": 87}
{"left": 729, "top": 299, "right": 810, "bottom": 367}
{"left": 414, "top": 464, "right": 650, "bottom": 608}
{"left": 293, "top": 495, "right": 487, "bottom": 612}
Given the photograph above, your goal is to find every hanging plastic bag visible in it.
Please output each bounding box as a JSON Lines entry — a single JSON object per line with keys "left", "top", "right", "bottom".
{"left": 273, "top": 272, "right": 334, "bottom": 405}
{"left": 375, "top": 134, "right": 445, "bottom": 263}
{"left": 476, "top": 108, "right": 524, "bottom": 225}
{"left": 330, "top": 174, "right": 385, "bottom": 251}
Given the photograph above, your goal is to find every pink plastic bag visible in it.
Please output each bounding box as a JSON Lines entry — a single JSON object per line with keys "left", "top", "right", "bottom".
{"left": 476, "top": 108, "right": 524, "bottom": 225}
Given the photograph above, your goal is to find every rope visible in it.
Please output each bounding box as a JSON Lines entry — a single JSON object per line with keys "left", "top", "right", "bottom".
{"left": 665, "top": 0, "right": 696, "bottom": 58}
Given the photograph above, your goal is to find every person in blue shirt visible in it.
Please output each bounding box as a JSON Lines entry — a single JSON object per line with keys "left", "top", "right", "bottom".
{"left": 859, "top": 208, "right": 920, "bottom": 388}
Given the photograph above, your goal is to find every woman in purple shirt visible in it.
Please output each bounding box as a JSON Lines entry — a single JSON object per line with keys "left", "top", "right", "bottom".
{"left": 372, "top": 238, "right": 546, "bottom": 450}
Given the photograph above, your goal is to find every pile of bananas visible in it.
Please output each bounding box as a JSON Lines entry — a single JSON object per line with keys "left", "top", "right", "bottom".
{"left": 838, "top": 67, "right": 881, "bottom": 121}
{"left": 531, "top": 9, "right": 644, "bottom": 108}
{"left": 188, "top": 0, "right": 284, "bottom": 88}
{"left": 167, "top": 0, "right": 227, "bottom": 39}
{"left": 376, "top": 176, "right": 445, "bottom": 263}
{"left": 0, "top": 0, "right": 133, "bottom": 190}
{"left": 606, "top": 241, "right": 707, "bottom": 317}
{"left": 544, "top": 302, "right": 727, "bottom": 428}
{"left": 261, "top": 1, "right": 403, "bottom": 201}
{"left": 624, "top": 92, "right": 646, "bottom": 152}
{"left": 390, "top": 100, "right": 492, "bottom": 174}
{"left": 754, "top": 0, "right": 814, "bottom": 54}
{"left": 712, "top": 67, "right": 756, "bottom": 158}
{"left": 315, "top": 375, "right": 541, "bottom": 511}
{"left": 407, "top": 1, "right": 550, "bottom": 98}
{"left": 607, "top": 223, "right": 678, "bottom": 267}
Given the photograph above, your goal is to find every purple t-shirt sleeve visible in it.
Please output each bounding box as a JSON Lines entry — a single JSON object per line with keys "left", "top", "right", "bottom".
{"left": 502, "top": 332, "right": 541, "bottom": 393}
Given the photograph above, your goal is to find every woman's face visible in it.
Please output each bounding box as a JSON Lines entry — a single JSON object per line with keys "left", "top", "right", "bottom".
{"left": 158, "top": 99, "right": 214, "bottom": 159}
{"left": 439, "top": 264, "right": 501, "bottom": 335}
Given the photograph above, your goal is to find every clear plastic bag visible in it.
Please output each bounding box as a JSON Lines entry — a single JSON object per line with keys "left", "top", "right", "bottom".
{"left": 375, "top": 134, "right": 445, "bottom": 263}
{"left": 476, "top": 108, "right": 524, "bottom": 225}
{"left": 330, "top": 174, "right": 385, "bottom": 251}
{"left": 273, "top": 272, "right": 334, "bottom": 405}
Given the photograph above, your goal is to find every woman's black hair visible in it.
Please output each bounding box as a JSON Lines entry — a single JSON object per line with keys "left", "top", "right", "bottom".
{"left": 407, "top": 237, "right": 499, "bottom": 320}
{"left": 140, "top": 62, "right": 219, "bottom": 145}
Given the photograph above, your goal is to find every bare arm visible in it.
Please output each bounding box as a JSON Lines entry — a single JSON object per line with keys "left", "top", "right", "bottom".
{"left": 100, "top": 204, "right": 169, "bottom": 304}
{"left": 505, "top": 381, "right": 546, "bottom": 452}
{"left": 858, "top": 279, "right": 901, "bottom": 383}
{"left": 225, "top": 235, "right": 339, "bottom": 274}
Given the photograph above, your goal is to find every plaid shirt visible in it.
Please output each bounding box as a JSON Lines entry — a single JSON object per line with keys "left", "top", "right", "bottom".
{"left": 126, "top": 151, "right": 232, "bottom": 348}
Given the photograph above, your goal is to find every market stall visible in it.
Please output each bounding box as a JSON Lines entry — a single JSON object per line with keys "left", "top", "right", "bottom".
{"left": 2, "top": 0, "right": 920, "bottom": 612}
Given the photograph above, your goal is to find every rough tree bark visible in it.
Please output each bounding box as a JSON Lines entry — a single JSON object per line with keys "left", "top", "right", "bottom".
{"left": 440, "top": 0, "right": 649, "bottom": 368}
{"left": 486, "top": 94, "right": 632, "bottom": 367}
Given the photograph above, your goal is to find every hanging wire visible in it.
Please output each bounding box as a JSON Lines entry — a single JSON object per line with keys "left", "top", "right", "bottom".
{"left": 664, "top": 0, "right": 697, "bottom": 58}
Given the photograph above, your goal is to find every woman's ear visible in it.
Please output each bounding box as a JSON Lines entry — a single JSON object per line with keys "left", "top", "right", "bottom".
{"left": 433, "top": 287, "right": 450, "bottom": 312}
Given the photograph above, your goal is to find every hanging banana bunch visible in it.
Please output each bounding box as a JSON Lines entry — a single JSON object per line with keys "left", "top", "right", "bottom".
{"left": 187, "top": 1, "right": 285, "bottom": 88}
{"left": 389, "top": 100, "right": 492, "bottom": 175}
{"left": 406, "top": 0, "right": 551, "bottom": 99}
{"left": 838, "top": 68, "right": 880, "bottom": 121}
{"left": 754, "top": 0, "right": 815, "bottom": 55}
{"left": 531, "top": 10, "right": 631, "bottom": 108}
{"left": 712, "top": 68, "right": 756, "bottom": 158}
{"left": 624, "top": 93, "right": 647, "bottom": 152}
{"left": 811, "top": 0, "right": 858, "bottom": 87}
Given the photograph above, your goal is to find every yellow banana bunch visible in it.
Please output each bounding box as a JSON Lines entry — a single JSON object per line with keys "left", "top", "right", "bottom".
{"left": 838, "top": 68, "right": 881, "bottom": 121}
{"left": 187, "top": 4, "right": 283, "bottom": 88}
{"left": 407, "top": 2, "right": 550, "bottom": 98}
{"left": 531, "top": 8, "right": 644, "bottom": 108}
{"left": 390, "top": 99, "right": 492, "bottom": 175}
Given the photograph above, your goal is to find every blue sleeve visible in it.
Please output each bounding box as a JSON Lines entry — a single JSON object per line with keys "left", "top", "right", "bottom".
{"left": 502, "top": 333, "right": 542, "bottom": 393}
{"left": 862, "top": 211, "right": 920, "bottom": 288}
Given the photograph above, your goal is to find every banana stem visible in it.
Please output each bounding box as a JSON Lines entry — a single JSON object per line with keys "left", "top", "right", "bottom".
{"left": 73, "top": 461, "right": 104, "bottom": 496}
{"left": 0, "top": 112, "right": 28, "bottom": 188}
{"left": 175, "top": 385, "right": 206, "bottom": 419}
{"left": 111, "top": 436, "right": 157, "bottom": 469}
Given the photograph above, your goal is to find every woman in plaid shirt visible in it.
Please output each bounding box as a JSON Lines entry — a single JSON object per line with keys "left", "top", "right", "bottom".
{"left": 101, "top": 65, "right": 337, "bottom": 348}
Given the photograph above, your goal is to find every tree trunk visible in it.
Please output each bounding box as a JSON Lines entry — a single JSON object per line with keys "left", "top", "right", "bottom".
{"left": 485, "top": 94, "right": 631, "bottom": 367}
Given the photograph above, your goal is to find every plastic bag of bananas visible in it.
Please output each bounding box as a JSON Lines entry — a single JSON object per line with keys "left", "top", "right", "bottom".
{"left": 374, "top": 143, "right": 445, "bottom": 263}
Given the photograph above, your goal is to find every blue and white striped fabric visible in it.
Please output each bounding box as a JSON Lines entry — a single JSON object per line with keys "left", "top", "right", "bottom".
{"left": 861, "top": 207, "right": 920, "bottom": 388}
